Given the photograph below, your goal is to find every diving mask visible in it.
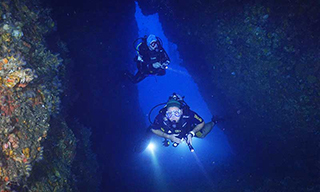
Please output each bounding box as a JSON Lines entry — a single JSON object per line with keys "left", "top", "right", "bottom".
{"left": 149, "top": 41, "right": 158, "bottom": 50}
{"left": 166, "top": 109, "right": 182, "bottom": 119}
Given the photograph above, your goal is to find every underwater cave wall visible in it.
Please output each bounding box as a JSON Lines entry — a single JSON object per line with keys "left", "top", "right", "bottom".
{"left": 0, "top": 0, "right": 81, "bottom": 191}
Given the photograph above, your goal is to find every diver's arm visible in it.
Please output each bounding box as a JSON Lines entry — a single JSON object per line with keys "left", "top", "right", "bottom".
{"left": 186, "top": 121, "right": 205, "bottom": 145}
{"left": 160, "top": 48, "right": 170, "bottom": 67}
{"left": 161, "top": 48, "right": 170, "bottom": 62}
{"left": 151, "top": 128, "right": 170, "bottom": 139}
{"left": 150, "top": 114, "right": 181, "bottom": 143}
{"left": 190, "top": 121, "right": 205, "bottom": 134}
{"left": 151, "top": 129, "right": 181, "bottom": 143}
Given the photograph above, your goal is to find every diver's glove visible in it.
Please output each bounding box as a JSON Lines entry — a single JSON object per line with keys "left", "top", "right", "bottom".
{"left": 161, "top": 61, "right": 170, "bottom": 69}
{"left": 186, "top": 131, "right": 195, "bottom": 145}
{"left": 169, "top": 134, "right": 182, "bottom": 144}
{"left": 152, "top": 62, "right": 162, "bottom": 69}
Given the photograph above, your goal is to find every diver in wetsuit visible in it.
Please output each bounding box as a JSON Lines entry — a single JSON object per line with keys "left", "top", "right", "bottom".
{"left": 134, "top": 93, "right": 220, "bottom": 153}
{"left": 124, "top": 34, "right": 170, "bottom": 83}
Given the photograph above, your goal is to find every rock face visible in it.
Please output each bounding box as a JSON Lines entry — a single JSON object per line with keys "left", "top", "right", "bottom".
{"left": 0, "top": 1, "right": 98, "bottom": 191}
{"left": 137, "top": 0, "right": 320, "bottom": 190}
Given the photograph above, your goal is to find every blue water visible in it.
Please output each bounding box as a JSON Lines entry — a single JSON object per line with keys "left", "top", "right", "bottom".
{"left": 127, "top": 2, "right": 234, "bottom": 190}
{"left": 47, "top": 0, "right": 320, "bottom": 191}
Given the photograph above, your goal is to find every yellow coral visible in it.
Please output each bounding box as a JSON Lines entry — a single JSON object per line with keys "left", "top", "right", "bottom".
{"left": 2, "top": 33, "right": 12, "bottom": 42}
{"left": 4, "top": 73, "right": 20, "bottom": 88}
{"left": 23, "top": 147, "right": 30, "bottom": 158}
{"left": 9, "top": 150, "right": 13, "bottom": 156}
{"left": 3, "top": 69, "right": 35, "bottom": 88}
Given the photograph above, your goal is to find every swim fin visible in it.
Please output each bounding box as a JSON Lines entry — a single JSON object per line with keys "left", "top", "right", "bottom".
{"left": 212, "top": 115, "right": 225, "bottom": 124}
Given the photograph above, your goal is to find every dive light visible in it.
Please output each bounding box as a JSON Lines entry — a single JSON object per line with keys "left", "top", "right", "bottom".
{"left": 172, "top": 142, "right": 179, "bottom": 147}
{"left": 188, "top": 143, "right": 194, "bottom": 153}
{"left": 172, "top": 136, "right": 195, "bottom": 152}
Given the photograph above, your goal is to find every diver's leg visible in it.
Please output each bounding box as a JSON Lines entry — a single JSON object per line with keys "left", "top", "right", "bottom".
{"left": 124, "top": 61, "right": 148, "bottom": 83}
{"left": 195, "top": 116, "right": 223, "bottom": 138}
{"left": 124, "top": 70, "right": 147, "bottom": 84}
{"left": 132, "top": 70, "right": 148, "bottom": 83}
{"left": 195, "top": 121, "right": 215, "bottom": 138}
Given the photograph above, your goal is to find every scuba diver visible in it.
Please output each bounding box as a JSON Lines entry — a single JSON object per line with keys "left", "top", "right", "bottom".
{"left": 134, "top": 93, "right": 220, "bottom": 153}
{"left": 124, "top": 34, "right": 170, "bottom": 83}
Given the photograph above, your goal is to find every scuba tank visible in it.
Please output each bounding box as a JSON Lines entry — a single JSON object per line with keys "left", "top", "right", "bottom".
{"left": 133, "top": 36, "right": 145, "bottom": 52}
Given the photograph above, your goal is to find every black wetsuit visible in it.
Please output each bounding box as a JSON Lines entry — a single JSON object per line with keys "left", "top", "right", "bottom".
{"left": 134, "top": 107, "right": 215, "bottom": 153}
{"left": 126, "top": 40, "right": 170, "bottom": 83}
{"left": 151, "top": 107, "right": 205, "bottom": 139}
